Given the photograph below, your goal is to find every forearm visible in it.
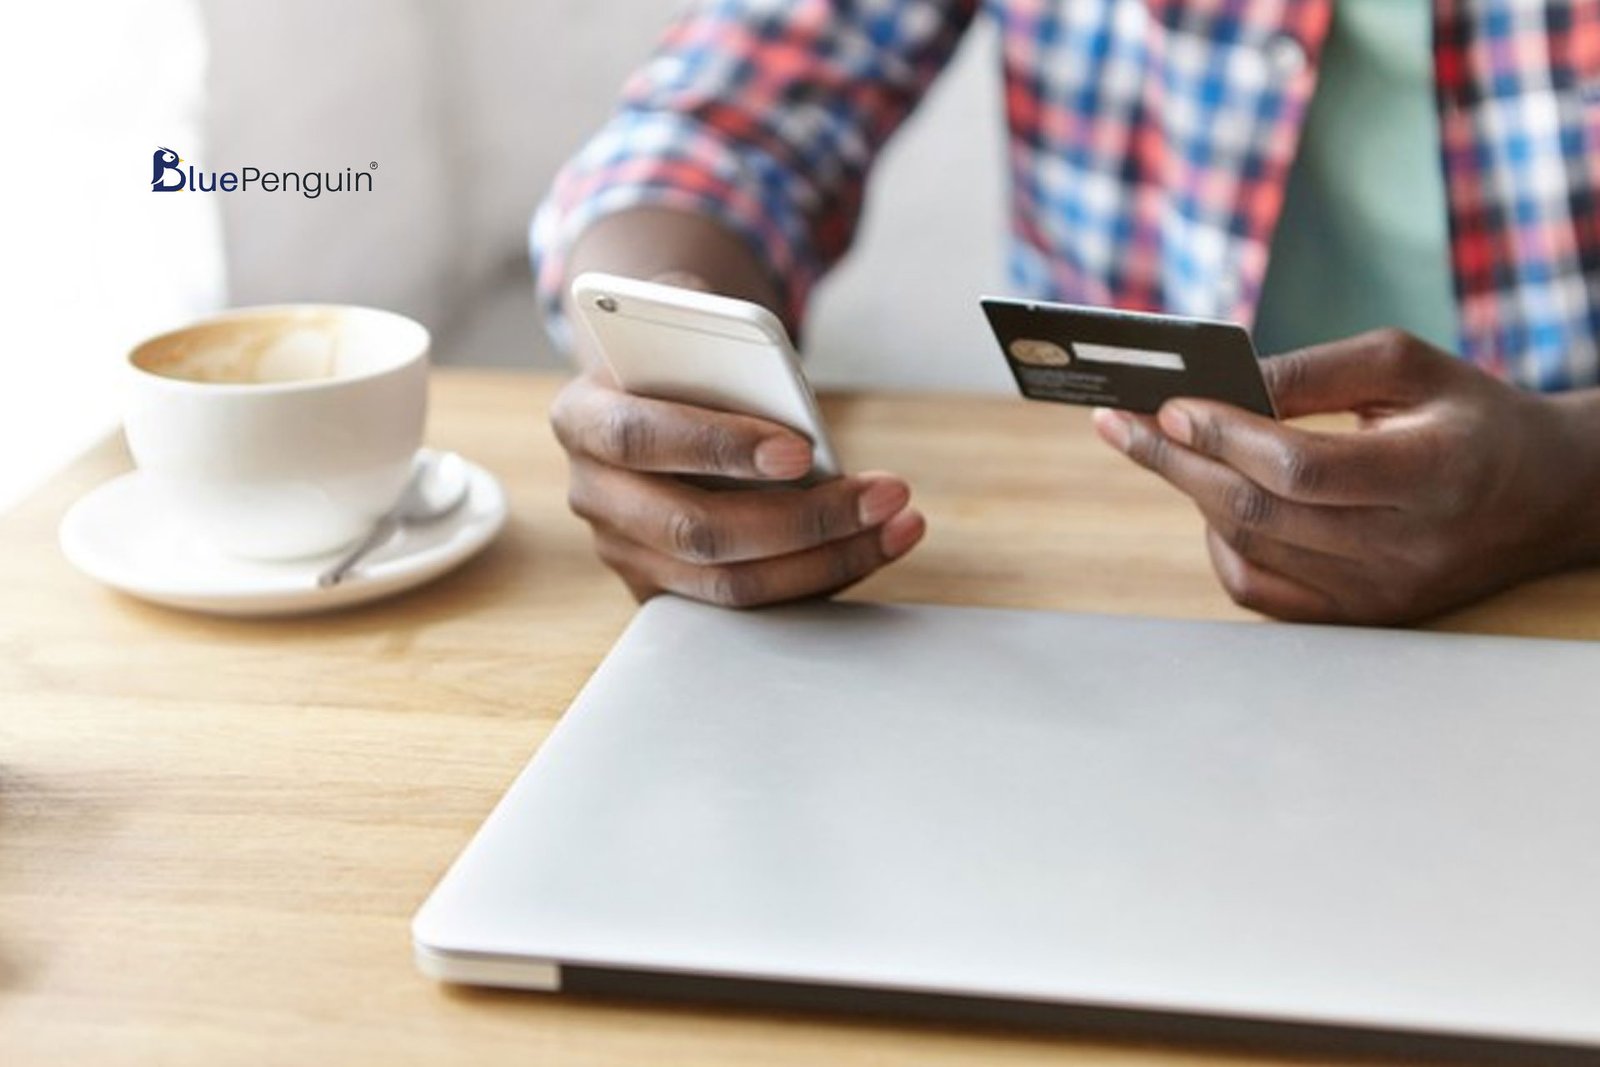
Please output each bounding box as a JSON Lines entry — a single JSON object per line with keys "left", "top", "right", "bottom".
{"left": 560, "top": 207, "right": 785, "bottom": 370}
{"left": 1547, "top": 387, "right": 1600, "bottom": 568}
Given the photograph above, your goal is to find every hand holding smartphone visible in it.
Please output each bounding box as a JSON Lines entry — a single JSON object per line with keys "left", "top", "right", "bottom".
{"left": 552, "top": 272, "right": 922, "bottom": 609}
{"left": 571, "top": 272, "right": 842, "bottom": 483}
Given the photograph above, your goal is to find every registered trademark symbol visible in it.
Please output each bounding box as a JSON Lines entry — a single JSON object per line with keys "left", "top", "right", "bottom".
{"left": 369, "top": 161, "right": 378, "bottom": 169}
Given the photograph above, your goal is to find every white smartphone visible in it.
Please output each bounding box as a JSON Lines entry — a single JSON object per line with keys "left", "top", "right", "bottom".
{"left": 569, "top": 272, "right": 842, "bottom": 482}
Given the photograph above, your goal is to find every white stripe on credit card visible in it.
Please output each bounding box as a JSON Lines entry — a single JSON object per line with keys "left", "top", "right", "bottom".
{"left": 1071, "top": 341, "right": 1187, "bottom": 372}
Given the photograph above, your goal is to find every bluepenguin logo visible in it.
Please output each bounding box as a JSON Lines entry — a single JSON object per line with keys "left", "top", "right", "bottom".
{"left": 151, "top": 146, "right": 375, "bottom": 198}
{"left": 152, "top": 147, "right": 185, "bottom": 190}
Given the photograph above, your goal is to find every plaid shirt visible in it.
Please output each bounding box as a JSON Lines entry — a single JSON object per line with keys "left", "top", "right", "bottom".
{"left": 533, "top": 1, "right": 1600, "bottom": 391}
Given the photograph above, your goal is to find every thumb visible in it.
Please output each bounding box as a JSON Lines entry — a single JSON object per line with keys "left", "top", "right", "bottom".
{"left": 1263, "top": 329, "right": 1446, "bottom": 418}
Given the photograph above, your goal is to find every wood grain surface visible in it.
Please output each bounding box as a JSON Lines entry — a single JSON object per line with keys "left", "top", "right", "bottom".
{"left": 3, "top": 370, "right": 1596, "bottom": 1066}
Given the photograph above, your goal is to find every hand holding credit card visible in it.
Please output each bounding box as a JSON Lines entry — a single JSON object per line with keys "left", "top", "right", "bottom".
{"left": 981, "top": 298, "right": 1277, "bottom": 418}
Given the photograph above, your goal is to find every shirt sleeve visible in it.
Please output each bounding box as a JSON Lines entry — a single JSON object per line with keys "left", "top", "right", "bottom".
{"left": 531, "top": 0, "right": 980, "bottom": 349}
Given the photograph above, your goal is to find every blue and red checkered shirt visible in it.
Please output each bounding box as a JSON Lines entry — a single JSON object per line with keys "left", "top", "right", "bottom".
{"left": 533, "top": 1, "right": 1600, "bottom": 391}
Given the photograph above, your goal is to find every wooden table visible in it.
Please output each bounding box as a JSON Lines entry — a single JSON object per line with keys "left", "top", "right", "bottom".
{"left": 4, "top": 370, "right": 1597, "bottom": 1066}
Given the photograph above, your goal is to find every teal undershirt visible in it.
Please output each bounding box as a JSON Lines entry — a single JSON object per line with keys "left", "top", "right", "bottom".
{"left": 1253, "top": 0, "right": 1459, "bottom": 357}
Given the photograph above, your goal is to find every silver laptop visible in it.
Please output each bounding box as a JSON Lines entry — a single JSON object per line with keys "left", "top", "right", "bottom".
{"left": 414, "top": 596, "right": 1600, "bottom": 1060}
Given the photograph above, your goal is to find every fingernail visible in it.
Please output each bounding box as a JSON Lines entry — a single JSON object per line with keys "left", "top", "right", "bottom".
{"left": 1159, "top": 404, "right": 1194, "bottom": 446}
{"left": 880, "top": 508, "right": 926, "bottom": 560}
{"left": 1092, "top": 407, "right": 1132, "bottom": 452}
{"left": 753, "top": 436, "right": 812, "bottom": 479}
{"left": 857, "top": 479, "right": 910, "bottom": 526}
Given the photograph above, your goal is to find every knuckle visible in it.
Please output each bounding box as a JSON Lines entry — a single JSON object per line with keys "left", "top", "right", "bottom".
{"left": 1371, "top": 327, "right": 1418, "bottom": 374}
{"left": 705, "top": 565, "right": 761, "bottom": 609}
{"left": 599, "top": 405, "right": 653, "bottom": 466}
{"left": 1128, "top": 422, "right": 1172, "bottom": 472}
{"left": 666, "top": 506, "right": 722, "bottom": 563}
{"left": 827, "top": 534, "right": 881, "bottom": 592}
{"left": 690, "top": 421, "right": 744, "bottom": 473}
{"left": 1224, "top": 479, "right": 1277, "bottom": 530}
{"left": 812, "top": 503, "right": 838, "bottom": 546}
{"left": 801, "top": 496, "right": 852, "bottom": 547}
{"left": 1372, "top": 326, "right": 1411, "bottom": 353}
{"left": 1186, "top": 411, "right": 1224, "bottom": 457}
{"left": 1276, "top": 445, "right": 1322, "bottom": 497}
{"left": 1212, "top": 519, "right": 1255, "bottom": 560}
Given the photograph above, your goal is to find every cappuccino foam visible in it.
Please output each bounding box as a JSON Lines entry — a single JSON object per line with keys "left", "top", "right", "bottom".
{"left": 133, "top": 310, "right": 345, "bottom": 385}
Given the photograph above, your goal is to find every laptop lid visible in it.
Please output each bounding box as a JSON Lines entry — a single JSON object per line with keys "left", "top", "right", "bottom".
{"left": 414, "top": 597, "right": 1600, "bottom": 1059}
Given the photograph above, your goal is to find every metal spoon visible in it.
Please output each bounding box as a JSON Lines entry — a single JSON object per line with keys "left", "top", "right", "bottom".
{"left": 316, "top": 451, "right": 470, "bottom": 588}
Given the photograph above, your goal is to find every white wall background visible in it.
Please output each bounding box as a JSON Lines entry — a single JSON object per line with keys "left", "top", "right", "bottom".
{"left": 0, "top": 0, "right": 223, "bottom": 512}
{"left": 199, "top": 0, "right": 1014, "bottom": 392}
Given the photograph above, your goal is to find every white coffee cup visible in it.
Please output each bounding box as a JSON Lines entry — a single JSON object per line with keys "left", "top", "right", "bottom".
{"left": 125, "top": 304, "right": 429, "bottom": 560}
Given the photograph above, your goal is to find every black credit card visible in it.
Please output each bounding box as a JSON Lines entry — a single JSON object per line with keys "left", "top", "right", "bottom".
{"left": 981, "top": 298, "right": 1277, "bottom": 418}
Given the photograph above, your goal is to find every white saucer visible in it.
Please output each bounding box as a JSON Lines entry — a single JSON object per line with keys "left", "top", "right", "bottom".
{"left": 59, "top": 451, "right": 508, "bottom": 617}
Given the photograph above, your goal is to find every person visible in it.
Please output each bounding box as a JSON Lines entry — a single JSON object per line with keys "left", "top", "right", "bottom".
{"left": 533, "top": 0, "right": 1600, "bottom": 624}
